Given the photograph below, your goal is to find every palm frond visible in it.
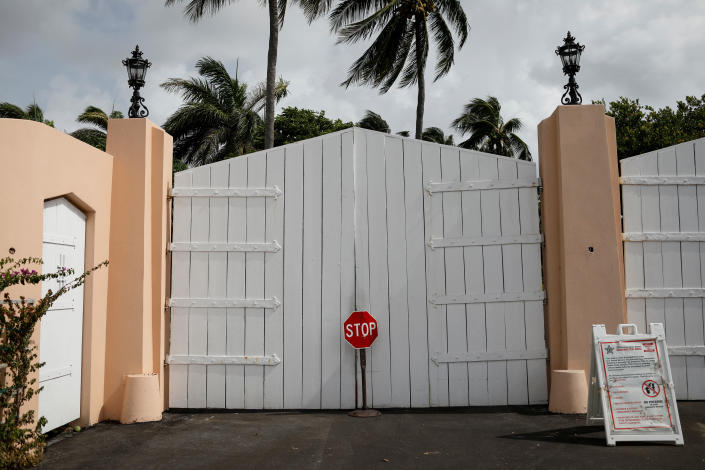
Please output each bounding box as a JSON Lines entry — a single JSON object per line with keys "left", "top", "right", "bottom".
{"left": 337, "top": 0, "right": 401, "bottom": 44}
{"left": 429, "top": 11, "right": 454, "bottom": 81}
{"left": 245, "top": 77, "right": 289, "bottom": 112}
{"left": 161, "top": 56, "right": 284, "bottom": 165}
{"left": 76, "top": 106, "right": 109, "bottom": 131}
{"left": 340, "top": 14, "right": 410, "bottom": 90}
{"left": 24, "top": 104, "right": 45, "bottom": 123}
{"left": 160, "top": 77, "right": 221, "bottom": 107}
{"left": 357, "top": 110, "right": 390, "bottom": 133}
{"left": 0, "top": 102, "right": 26, "bottom": 119}
{"left": 277, "top": 0, "right": 287, "bottom": 29}
{"left": 196, "top": 57, "right": 237, "bottom": 108}
{"left": 398, "top": 16, "right": 428, "bottom": 88}
{"left": 330, "top": 0, "right": 377, "bottom": 32}
{"left": 165, "top": 0, "right": 239, "bottom": 22}
{"left": 421, "top": 126, "right": 446, "bottom": 144}
{"left": 296, "top": 0, "right": 334, "bottom": 22}
{"left": 453, "top": 96, "right": 530, "bottom": 159}
{"left": 70, "top": 128, "right": 108, "bottom": 150}
{"left": 502, "top": 117, "right": 523, "bottom": 135}
{"left": 379, "top": 21, "right": 414, "bottom": 93}
{"left": 435, "top": 0, "right": 469, "bottom": 47}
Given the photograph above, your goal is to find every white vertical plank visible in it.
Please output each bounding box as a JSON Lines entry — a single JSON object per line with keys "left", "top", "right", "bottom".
{"left": 404, "top": 139, "right": 430, "bottom": 407}
{"left": 264, "top": 148, "right": 285, "bottom": 408}
{"left": 641, "top": 153, "right": 665, "bottom": 328}
{"left": 321, "top": 134, "right": 342, "bottom": 409}
{"left": 692, "top": 139, "right": 705, "bottom": 400}
{"left": 366, "top": 131, "right": 392, "bottom": 408}
{"left": 440, "top": 146, "right": 469, "bottom": 407}
{"left": 302, "top": 139, "right": 323, "bottom": 408}
{"left": 658, "top": 147, "right": 687, "bottom": 399}
{"left": 621, "top": 156, "right": 646, "bottom": 333}
{"left": 226, "top": 157, "right": 247, "bottom": 408}
{"left": 498, "top": 158, "right": 528, "bottom": 405}
{"left": 245, "top": 155, "right": 267, "bottom": 409}
{"left": 518, "top": 163, "right": 547, "bottom": 404}
{"left": 422, "top": 141, "right": 449, "bottom": 407}
{"left": 207, "top": 162, "right": 228, "bottom": 408}
{"left": 677, "top": 142, "right": 703, "bottom": 400}
{"left": 352, "top": 129, "right": 372, "bottom": 403}
{"left": 283, "top": 144, "right": 304, "bottom": 409}
{"left": 460, "top": 151, "right": 488, "bottom": 406}
{"left": 479, "top": 156, "right": 507, "bottom": 405}
{"left": 188, "top": 166, "right": 210, "bottom": 408}
{"left": 385, "top": 136, "right": 411, "bottom": 407}
{"left": 169, "top": 170, "right": 191, "bottom": 408}
{"left": 340, "top": 131, "right": 357, "bottom": 409}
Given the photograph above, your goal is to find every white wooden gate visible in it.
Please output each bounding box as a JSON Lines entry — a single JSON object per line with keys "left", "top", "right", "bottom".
{"left": 621, "top": 138, "right": 705, "bottom": 400}
{"left": 168, "top": 128, "right": 547, "bottom": 409}
{"left": 39, "top": 197, "right": 86, "bottom": 431}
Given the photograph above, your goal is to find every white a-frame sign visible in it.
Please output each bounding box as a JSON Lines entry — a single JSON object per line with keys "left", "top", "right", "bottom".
{"left": 588, "top": 323, "right": 684, "bottom": 446}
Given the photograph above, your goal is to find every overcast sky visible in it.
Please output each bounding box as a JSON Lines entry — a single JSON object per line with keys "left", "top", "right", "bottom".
{"left": 1, "top": 0, "right": 704, "bottom": 158}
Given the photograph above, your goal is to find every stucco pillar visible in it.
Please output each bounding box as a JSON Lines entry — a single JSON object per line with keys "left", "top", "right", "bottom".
{"left": 538, "top": 105, "right": 626, "bottom": 413}
{"left": 103, "top": 119, "right": 172, "bottom": 421}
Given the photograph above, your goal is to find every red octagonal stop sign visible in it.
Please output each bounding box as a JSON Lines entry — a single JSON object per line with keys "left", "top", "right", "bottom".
{"left": 344, "top": 311, "right": 378, "bottom": 349}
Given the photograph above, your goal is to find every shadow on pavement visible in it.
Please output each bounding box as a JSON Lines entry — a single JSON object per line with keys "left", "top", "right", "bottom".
{"left": 499, "top": 425, "right": 606, "bottom": 446}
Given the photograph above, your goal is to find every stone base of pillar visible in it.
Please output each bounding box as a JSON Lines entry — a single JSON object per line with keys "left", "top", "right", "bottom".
{"left": 548, "top": 369, "right": 588, "bottom": 414}
{"left": 120, "top": 374, "right": 162, "bottom": 424}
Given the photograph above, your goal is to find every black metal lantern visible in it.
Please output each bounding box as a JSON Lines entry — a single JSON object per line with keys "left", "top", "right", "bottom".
{"left": 123, "top": 45, "right": 152, "bottom": 118}
{"left": 555, "top": 32, "right": 585, "bottom": 105}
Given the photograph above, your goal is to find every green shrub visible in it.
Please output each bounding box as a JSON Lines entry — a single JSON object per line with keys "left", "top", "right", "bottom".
{"left": 0, "top": 250, "right": 107, "bottom": 469}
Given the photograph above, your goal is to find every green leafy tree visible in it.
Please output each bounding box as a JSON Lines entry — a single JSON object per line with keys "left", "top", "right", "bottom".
{"left": 0, "top": 102, "right": 54, "bottom": 127}
{"left": 0, "top": 251, "right": 107, "bottom": 469}
{"left": 422, "top": 126, "right": 453, "bottom": 145}
{"left": 166, "top": 0, "right": 293, "bottom": 150}
{"left": 451, "top": 96, "right": 531, "bottom": 161}
{"left": 254, "top": 107, "right": 352, "bottom": 147}
{"left": 357, "top": 110, "right": 390, "bottom": 133}
{"left": 161, "top": 57, "right": 289, "bottom": 166}
{"left": 70, "top": 106, "right": 124, "bottom": 151}
{"left": 598, "top": 95, "right": 705, "bottom": 159}
{"left": 301, "top": 0, "right": 469, "bottom": 139}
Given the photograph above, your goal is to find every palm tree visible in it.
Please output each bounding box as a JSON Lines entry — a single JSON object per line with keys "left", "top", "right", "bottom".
{"left": 451, "top": 96, "right": 531, "bottom": 161}
{"left": 422, "top": 126, "right": 453, "bottom": 145}
{"left": 357, "top": 110, "right": 390, "bottom": 133}
{"left": 300, "top": 0, "right": 468, "bottom": 140}
{"left": 0, "top": 101, "right": 54, "bottom": 127}
{"left": 70, "top": 106, "right": 124, "bottom": 151}
{"left": 161, "top": 57, "right": 288, "bottom": 166}
{"left": 166, "top": 0, "right": 289, "bottom": 150}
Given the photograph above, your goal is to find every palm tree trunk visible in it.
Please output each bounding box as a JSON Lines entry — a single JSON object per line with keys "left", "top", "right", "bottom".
{"left": 414, "top": 18, "right": 425, "bottom": 140}
{"left": 264, "top": 0, "right": 279, "bottom": 149}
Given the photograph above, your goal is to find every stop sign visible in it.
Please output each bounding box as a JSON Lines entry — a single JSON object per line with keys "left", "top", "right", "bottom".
{"left": 344, "top": 311, "right": 378, "bottom": 349}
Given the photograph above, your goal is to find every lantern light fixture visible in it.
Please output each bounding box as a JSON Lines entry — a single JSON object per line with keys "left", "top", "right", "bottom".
{"left": 555, "top": 32, "right": 585, "bottom": 105}
{"left": 123, "top": 45, "right": 152, "bottom": 118}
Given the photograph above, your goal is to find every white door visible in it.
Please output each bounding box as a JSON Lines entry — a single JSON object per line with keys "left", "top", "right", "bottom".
{"left": 39, "top": 198, "right": 86, "bottom": 432}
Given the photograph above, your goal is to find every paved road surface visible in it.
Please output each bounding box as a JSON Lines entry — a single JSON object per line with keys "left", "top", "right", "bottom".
{"left": 40, "top": 403, "right": 705, "bottom": 469}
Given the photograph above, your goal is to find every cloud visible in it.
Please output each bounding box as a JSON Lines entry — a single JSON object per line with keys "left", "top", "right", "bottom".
{"left": 1, "top": 0, "right": 703, "bottom": 160}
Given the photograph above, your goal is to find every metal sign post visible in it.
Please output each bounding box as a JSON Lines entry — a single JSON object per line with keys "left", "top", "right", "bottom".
{"left": 344, "top": 311, "right": 380, "bottom": 418}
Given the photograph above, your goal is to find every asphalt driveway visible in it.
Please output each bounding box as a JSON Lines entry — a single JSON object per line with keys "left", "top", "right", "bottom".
{"left": 40, "top": 403, "right": 705, "bottom": 469}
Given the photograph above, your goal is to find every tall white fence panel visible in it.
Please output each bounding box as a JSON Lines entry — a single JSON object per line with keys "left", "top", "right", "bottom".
{"left": 168, "top": 128, "right": 548, "bottom": 409}
{"left": 621, "top": 137, "right": 705, "bottom": 400}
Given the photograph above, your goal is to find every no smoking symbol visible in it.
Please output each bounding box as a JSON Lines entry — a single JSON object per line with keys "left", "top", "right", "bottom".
{"left": 642, "top": 380, "right": 661, "bottom": 398}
